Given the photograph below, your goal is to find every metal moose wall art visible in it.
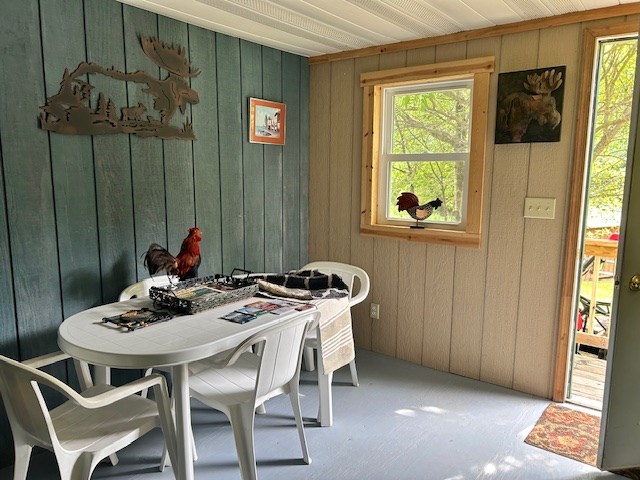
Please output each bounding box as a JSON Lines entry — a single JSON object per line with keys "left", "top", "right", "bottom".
{"left": 495, "top": 65, "right": 566, "bottom": 144}
{"left": 39, "top": 36, "right": 199, "bottom": 140}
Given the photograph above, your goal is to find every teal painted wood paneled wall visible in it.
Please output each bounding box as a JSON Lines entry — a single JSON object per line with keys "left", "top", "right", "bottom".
{"left": 0, "top": 0, "right": 308, "bottom": 467}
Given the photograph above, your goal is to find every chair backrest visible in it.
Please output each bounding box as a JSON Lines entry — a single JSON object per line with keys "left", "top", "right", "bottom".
{"left": 239, "top": 311, "right": 319, "bottom": 401}
{"left": 118, "top": 275, "right": 177, "bottom": 301}
{"left": 302, "top": 261, "right": 370, "bottom": 307}
{"left": 0, "top": 355, "right": 79, "bottom": 449}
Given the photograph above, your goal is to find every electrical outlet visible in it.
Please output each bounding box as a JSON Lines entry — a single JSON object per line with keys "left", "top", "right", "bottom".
{"left": 370, "top": 303, "right": 380, "bottom": 319}
{"left": 524, "top": 197, "right": 556, "bottom": 219}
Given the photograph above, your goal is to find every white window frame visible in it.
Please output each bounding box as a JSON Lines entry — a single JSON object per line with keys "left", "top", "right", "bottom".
{"left": 359, "top": 56, "right": 494, "bottom": 247}
{"left": 378, "top": 79, "right": 473, "bottom": 228}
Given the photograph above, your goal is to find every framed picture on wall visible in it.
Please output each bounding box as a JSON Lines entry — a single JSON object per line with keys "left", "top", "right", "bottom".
{"left": 495, "top": 65, "right": 566, "bottom": 144}
{"left": 249, "top": 98, "right": 286, "bottom": 145}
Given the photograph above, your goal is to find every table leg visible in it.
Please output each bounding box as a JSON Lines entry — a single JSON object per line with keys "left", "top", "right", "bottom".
{"left": 173, "top": 364, "right": 193, "bottom": 480}
{"left": 317, "top": 370, "right": 333, "bottom": 427}
{"left": 93, "top": 365, "right": 110, "bottom": 385}
{"left": 90, "top": 365, "right": 117, "bottom": 466}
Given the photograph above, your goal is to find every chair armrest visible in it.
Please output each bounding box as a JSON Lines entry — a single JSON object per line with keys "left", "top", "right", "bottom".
{"left": 17, "top": 355, "right": 169, "bottom": 412}
{"left": 349, "top": 277, "right": 370, "bottom": 307}
{"left": 23, "top": 351, "right": 70, "bottom": 369}
{"left": 75, "top": 373, "right": 169, "bottom": 409}
{"left": 208, "top": 337, "right": 265, "bottom": 369}
{"left": 23, "top": 351, "right": 95, "bottom": 390}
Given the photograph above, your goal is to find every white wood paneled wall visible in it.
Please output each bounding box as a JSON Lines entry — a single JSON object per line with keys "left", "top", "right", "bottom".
{"left": 308, "top": 14, "right": 638, "bottom": 398}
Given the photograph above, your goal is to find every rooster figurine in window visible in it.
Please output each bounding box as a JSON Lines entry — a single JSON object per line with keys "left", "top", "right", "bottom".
{"left": 143, "top": 227, "right": 202, "bottom": 280}
{"left": 396, "top": 193, "right": 442, "bottom": 229}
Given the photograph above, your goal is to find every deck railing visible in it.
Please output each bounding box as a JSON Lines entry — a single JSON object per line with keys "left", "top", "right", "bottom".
{"left": 575, "top": 238, "right": 618, "bottom": 350}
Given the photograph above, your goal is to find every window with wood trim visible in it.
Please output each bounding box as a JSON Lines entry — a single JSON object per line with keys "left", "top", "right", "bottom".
{"left": 360, "top": 57, "right": 494, "bottom": 247}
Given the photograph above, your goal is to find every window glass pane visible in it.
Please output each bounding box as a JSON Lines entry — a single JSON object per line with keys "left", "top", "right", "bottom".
{"left": 388, "top": 160, "right": 464, "bottom": 224}
{"left": 391, "top": 87, "right": 471, "bottom": 155}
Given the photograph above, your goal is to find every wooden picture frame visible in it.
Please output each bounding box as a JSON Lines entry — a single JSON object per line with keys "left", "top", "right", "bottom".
{"left": 249, "top": 98, "right": 286, "bottom": 145}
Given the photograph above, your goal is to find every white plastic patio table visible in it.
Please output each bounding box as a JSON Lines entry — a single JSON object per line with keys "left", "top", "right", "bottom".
{"left": 57, "top": 296, "right": 314, "bottom": 480}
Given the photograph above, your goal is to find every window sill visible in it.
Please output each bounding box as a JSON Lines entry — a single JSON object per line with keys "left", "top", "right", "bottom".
{"left": 360, "top": 223, "right": 480, "bottom": 248}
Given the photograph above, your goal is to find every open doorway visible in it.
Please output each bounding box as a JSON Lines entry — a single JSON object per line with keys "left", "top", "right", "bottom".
{"left": 566, "top": 30, "right": 637, "bottom": 410}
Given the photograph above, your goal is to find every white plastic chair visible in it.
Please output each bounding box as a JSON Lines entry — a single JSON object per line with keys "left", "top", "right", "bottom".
{"left": 118, "top": 275, "right": 178, "bottom": 392}
{"left": 0, "top": 351, "right": 178, "bottom": 480}
{"left": 301, "top": 261, "right": 370, "bottom": 387}
{"left": 186, "top": 310, "right": 320, "bottom": 480}
{"left": 118, "top": 275, "right": 178, "bottom": 301}
{"left": 118, "top": 274, "right": 178, "bottom": 392}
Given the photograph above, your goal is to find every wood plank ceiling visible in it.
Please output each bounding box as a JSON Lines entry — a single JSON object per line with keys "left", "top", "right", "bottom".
{"left": 117, "top": 0, "right": 637, "bottom": 57}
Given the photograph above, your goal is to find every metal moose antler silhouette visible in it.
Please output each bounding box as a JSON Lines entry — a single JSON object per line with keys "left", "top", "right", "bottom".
{"left": 39, "top": 36, "right": 199, "bottom": 140}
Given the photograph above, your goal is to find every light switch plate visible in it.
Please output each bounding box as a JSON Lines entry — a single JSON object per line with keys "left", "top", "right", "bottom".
{"left": 524, "top": 197, "right": 556, "bottom": 219}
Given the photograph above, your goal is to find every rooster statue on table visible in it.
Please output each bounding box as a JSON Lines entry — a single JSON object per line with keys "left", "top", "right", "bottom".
{"left": 143, "top": 227, "right": 202, "bottom": 281}
{"left": 396, "top": 193, "right": 443, "bottom": 229}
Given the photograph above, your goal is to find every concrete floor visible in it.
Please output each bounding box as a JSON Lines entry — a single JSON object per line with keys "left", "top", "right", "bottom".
{"left": 0, "top": 349, "right": 625, "bottom": 480}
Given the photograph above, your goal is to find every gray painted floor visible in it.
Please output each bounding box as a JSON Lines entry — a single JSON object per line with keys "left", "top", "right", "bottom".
{"left": 0, "top": 349, "right": 625, "bottom": 480}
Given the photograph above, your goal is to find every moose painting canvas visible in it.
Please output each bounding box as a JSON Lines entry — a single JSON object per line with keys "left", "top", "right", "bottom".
{"left": 495, "top": 65, "right": 566, "bottom": 144}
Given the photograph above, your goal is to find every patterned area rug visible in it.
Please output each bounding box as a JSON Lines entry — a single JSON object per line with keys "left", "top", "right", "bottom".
{"left": 525, "top": 403, "right": 600, "bottom": 466}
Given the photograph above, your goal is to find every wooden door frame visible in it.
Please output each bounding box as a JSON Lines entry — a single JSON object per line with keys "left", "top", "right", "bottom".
{"left": 553, "top": 21, "right": 639, "bottom": 402}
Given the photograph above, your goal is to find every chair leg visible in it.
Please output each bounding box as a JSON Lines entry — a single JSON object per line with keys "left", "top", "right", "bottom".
{"left": 228, "top": 404, "right": 258, "bottom": 480}
{"left": 60, "top": 452, "right": 96, "bottom": 480}
{"left": 160, "top": 422, "right": 197, "bottom": 470}
{"left": 317, "top": 369, "right": 333, "bottom": 427}
{"left": 12, "top": 443, "right": 32, "bottom": 480}
{"left": 302, "top": 346, "right": 315, "bottom": 371}
{"left": 289, "top": 383, "right": 311, "bottom": 465}
{"left": 348, "top": 359, "right": 359, "bottom": 387}
{"left": 161, "top": 380, "right": 198, "bottom": 470}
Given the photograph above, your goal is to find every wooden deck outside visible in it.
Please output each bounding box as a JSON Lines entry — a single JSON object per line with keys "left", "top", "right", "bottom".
{"left": 570, "top": 351, "right": 606, "bottom": 409}
{"left": 567, "top": 237, "right": 616, "bottom": 410}
{"left": 575, "top": 238, "right": 617, "bottom": 351}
